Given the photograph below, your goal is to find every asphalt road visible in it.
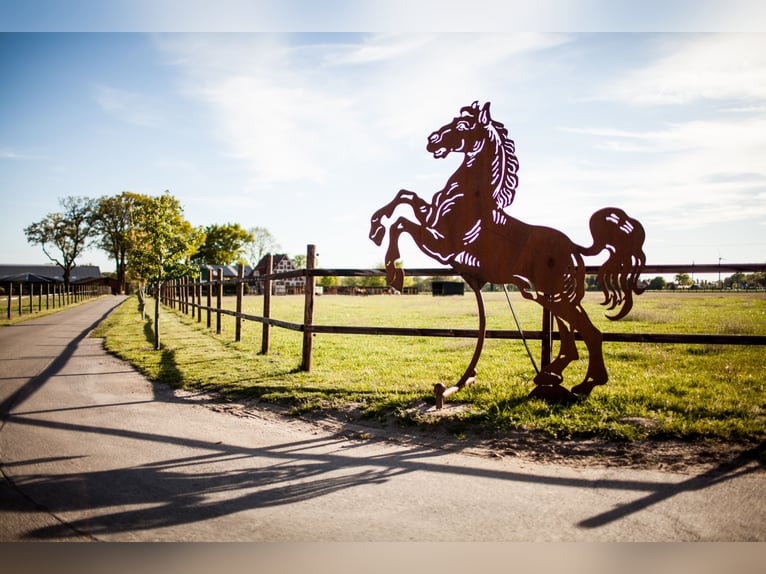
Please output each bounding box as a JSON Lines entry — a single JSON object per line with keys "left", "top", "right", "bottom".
{"left": 1, "top": 296, "right": 764, "bottom": 542}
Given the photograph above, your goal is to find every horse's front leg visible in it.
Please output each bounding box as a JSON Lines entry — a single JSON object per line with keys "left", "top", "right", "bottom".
{"left": 384, "top": 216, "right": 444, "bottom": 292}
{"left": 369, "top": 189, "right": 429, "bottom": 246}
{"left": 383, "top": 217, "right": 408, "bottom": 292}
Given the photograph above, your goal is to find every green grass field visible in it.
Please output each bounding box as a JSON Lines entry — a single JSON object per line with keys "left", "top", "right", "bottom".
{"left": 94, "top": 291, "right": 766, "bottom": 443}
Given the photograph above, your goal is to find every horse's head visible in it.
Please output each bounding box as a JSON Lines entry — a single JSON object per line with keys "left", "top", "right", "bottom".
{"left": 426, "top": 101, "right": 492, "bottom": 159}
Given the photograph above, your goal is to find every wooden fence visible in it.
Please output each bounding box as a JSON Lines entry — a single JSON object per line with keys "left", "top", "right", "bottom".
{"left": 158, "top": 245, "right": 766, "bottom": 372}
{"left": 3, "top": 282, "right": 113, "bottom": 320}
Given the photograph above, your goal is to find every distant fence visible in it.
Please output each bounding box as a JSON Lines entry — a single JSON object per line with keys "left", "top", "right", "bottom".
{"left": 3, "top": 282, "right": 112, "bottom": 320}
{"left": 159, "top": 245, "right": 766, "bottom": 372}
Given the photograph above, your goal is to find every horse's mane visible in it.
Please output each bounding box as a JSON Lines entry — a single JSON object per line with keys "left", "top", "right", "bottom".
{"left": 486, "top": 118, "right": 519, "bottom": 210}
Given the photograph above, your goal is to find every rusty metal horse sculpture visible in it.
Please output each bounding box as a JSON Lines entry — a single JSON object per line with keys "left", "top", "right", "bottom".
{"left": 370, "top": 101, "right": 646, "bottom": 406}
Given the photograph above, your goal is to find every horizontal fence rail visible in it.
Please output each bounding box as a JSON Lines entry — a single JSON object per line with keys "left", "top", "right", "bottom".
{"left": 3, "top": 282, "right": 112, "bottom": 320}
{"left": 157, "top": 248, "right": 766, "bottom": 372}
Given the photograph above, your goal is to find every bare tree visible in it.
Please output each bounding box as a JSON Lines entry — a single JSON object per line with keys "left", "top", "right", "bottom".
{"left": 244, "top": 226, "right": 280, "bottom": 266}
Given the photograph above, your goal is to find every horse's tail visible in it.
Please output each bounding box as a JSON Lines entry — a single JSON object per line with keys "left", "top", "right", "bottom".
{"left": 580, "top": 207, "right": 646, "bottom": 321}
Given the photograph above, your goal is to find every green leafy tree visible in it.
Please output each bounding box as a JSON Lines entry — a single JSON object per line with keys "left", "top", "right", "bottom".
{"left": 675, "top": 273, "right": 693, "bottom": 287}
{"left": 24, "top": 196, "right": 96, "bottom": 288}
{"left": 647, "top": 276, "right": 667, "bottom": 290}
{"left": 127, "top": 191, "right": 204, "bottom": 350}
{"left": 292, "top": 254, "right": 307, "bottom": 269}
{"left": 91, "top": 191, "right": 150, "bottom": 293}
{"left": 318, "top": 275, "right": 338, "bottom": 288}
{"left": 192, "top": 223, "right": 254, "bottom": 265}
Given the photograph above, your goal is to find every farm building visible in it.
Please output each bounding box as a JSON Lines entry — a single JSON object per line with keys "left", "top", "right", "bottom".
{"left": 198, "top": 264, "right": 255, "bottom": 295}
{"left": 250, "top": 254, "right": 305, "bottom": 295}
{"left": 198, "top": 264, "right": 254, "bottom": 282}
{"left": 0, "top": 264, "right": 105, "bottom": 292}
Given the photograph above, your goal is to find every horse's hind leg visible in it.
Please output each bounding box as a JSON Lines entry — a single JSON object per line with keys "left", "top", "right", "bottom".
{"left": 569, "top": 309, "right": 608, "bottom": 396}
{"left": 532, "top": 314, "right": 578, "bottom": 385}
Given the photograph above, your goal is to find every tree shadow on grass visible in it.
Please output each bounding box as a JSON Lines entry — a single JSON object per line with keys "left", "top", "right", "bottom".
{"left": 140, "top": 316, "right": 184, "bottom": 388}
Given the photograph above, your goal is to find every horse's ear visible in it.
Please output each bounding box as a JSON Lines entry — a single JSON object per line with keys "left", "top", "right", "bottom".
{"left": 471, "top": 101, "right": 479, "bottom": 109}
{"left": 479, "top": 102, "right": 491, "bottom": 125}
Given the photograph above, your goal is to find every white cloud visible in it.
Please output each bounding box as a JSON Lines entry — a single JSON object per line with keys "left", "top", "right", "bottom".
{"left": 528, "top": 114, "right": 766, "bottom": 233}
{"left": 1, "top": 150, "right": 31, "bottom": 160}
{"left": 160, "top": 33, "right": 572, "bottom": 187}
{"left": 604, "top": 34, "right": 766, "bottom": 105}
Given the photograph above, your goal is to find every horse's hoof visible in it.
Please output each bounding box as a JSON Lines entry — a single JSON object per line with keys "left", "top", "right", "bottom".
{"left": 571, "top": 379, "right": 603, "bottom": 396}
{"left": 528, "top": 385, "right": 576, "bottom": 404}
{"left": 533, "top": 371, "right": 563, "bottom": 386}
{"left": 369, "top": 224, "right": 385, "bottom": 246}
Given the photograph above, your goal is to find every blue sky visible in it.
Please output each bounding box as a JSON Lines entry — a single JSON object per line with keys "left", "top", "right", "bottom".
{"left": 2, "top": 2, "right": 765, "bottom": 278}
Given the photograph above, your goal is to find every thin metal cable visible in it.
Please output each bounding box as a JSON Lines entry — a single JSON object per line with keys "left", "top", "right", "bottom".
{"left": 501, "top": 284, "right": 539, "bottom": 374}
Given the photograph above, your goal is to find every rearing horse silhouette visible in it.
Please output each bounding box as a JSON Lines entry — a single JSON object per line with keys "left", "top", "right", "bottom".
{"left": 370, "top": 101, "right": 645, "bottom": 404}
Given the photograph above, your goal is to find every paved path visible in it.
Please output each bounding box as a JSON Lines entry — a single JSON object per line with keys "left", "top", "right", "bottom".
{"left": 1, "top": 297, "right": 764, "bottom": 541}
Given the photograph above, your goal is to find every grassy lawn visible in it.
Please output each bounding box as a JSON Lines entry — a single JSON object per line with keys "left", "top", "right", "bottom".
{"left": 93, "top": 291, "right": 766, "bottom": 443}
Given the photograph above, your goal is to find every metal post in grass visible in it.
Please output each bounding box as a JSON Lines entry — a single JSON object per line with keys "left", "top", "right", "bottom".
{"left": 541, "top": 304, "right": 552, "bottom": 368}
{"left": 262, "top": 254, "right": 272, "bottom": 355}
{"left": 235, "top": 263, "right": 244, "bottom": 342}
{"left": 301, "top": 244, "right": 316, "bottom": 371}
{"left": 216, "top": 268, "right": 223, "bottom": 334}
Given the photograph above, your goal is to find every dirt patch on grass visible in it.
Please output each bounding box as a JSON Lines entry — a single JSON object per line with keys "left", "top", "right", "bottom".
{"left": 172, "top": 388, "right": 764, "bottom": 475}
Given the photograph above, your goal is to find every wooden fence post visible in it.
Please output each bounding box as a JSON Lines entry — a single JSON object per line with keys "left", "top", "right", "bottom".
{"left": 206, "top": 275, "right": 212, "bottom": 329}
{"left": 197, "top": 278, "right": 202, "bottom": 323}
{"left": 235, "top": 264, "right": 244, "bottom": 342}
{"left": 261, "top": 254, "right": 272, "bottom": 355}
{"left": 186, "top": 276, "right": 191, "bottom": 316}
{"left": 301, "top": 244, "right": 316, "bottom": 371}
{"left": 17, "top": 283, "right": 22, "bottom": 316}
{"left": 182, "top": 277, "right": 187, "bottom": 315}
{"left": 216, "top": 268, "right": 223, "bottom": 334}
{"left": 7, "top": 282, "right": 11, "bottom": 319}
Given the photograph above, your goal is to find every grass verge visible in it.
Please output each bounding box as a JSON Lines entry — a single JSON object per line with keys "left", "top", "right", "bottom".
{"left": 93, "top": 293, "right": 766, "bottom": 444}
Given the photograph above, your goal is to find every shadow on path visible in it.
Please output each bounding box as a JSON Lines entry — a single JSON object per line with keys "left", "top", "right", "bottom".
{"left": 4, "top": 413, "right": 762, "bottom": 540}
{"left": 0, "top": 297, "right": 127, "bottom": 423}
